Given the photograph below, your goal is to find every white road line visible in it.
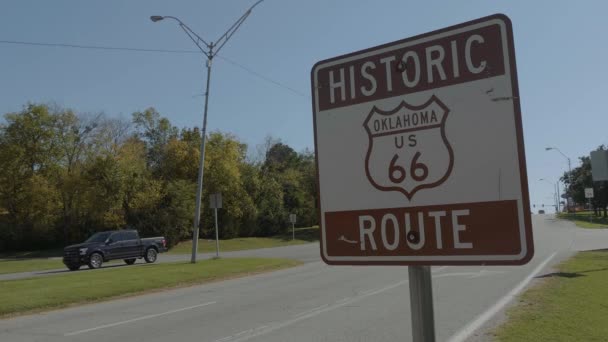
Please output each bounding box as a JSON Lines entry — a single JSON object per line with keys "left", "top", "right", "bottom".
{"left": 434, "top": 272, "right": 481, "bottom": 279}
{"left": 433, "top": 270, "right": 506, "bottom": 280}
{"left": 432, "top": 266, "right": 448, "bottom": 273}
{"left": 213, "top": 279, "right": 409, "bottom": 342}
{"left": 64, "top": 301, "right": 217, "bottom": 336}
{"left": 293, "top": 304, "right": 329, "bottom": 318}
{"left": 447, "top": 252, "right": 557, "bottom": 342}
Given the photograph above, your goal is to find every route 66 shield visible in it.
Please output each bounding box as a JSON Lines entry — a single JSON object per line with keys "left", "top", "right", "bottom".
{"left": 363, "top": 95, "right": 453, "bottom": 200}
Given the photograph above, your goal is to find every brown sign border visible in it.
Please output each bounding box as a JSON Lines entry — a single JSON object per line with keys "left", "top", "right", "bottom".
{"left": 310, "top": 13, "right": 533, "bottom": 266}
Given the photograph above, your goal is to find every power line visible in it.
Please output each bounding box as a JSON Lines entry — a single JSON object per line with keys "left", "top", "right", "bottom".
{"left": 0, "top": 39, "right": 308, "bottom": 99}
{"left": 216, "top": 55, "right": 309, "bottom": 98}
{"left": 0, "top": 39, "right": 199, "bottom": 54}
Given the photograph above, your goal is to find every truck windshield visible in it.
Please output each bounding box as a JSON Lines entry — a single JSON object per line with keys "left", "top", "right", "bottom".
{"left": 85, "top": 232, "right": 111, "bottom": 243}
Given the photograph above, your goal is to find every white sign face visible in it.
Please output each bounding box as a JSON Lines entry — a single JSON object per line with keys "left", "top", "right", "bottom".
{"left": 311, "top": 14, "right": 533, "bottom": 266}
{"left": 289, "top": 214, "right": 297, "bottom": 224}
{"left": 585, "top": 188, "right": 594, "bottom": 199}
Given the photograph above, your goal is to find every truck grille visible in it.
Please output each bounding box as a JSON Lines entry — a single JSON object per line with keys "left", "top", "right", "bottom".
{"left": 64, "top": 249, "right": 79, "bottom": 260}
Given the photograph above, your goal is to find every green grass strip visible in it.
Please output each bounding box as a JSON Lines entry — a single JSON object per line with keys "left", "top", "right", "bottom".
{"left": 0, "top": 258, "right": 299, "bottom": 317}
{"left": 494, "top": 250, "right": 608, "bottom": 341}
{"left": 0, "top": 259, "right": 64, "bottom": 275}
{"left": 557, "top": 211, "right": 608, "bottom": 229}
{"left": 167, "top": 226, "right": 319, "bottom": 254}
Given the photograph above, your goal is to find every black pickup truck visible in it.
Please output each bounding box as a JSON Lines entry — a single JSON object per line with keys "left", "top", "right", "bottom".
{"left": 63, "top": 230, "right": 167, "bottom": 271}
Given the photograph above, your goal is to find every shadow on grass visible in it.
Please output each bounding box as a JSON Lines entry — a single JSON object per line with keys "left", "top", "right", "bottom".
{"left": 536, "top": 272, "right": 585, "bottom": 279}
{"left": 536, "top": 266, "right": 608, "bottom": 279}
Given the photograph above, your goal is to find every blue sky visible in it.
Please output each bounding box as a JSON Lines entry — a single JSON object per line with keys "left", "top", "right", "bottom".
{"left": 1, "top": 0, "right": 607, "bottom": 212}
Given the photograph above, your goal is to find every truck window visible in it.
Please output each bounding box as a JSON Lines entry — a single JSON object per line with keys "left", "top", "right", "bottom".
{"left": 110, "top": 232, "right": 125, "bottom": 242}
{"left": 124, "top": 231, "right": 138, "bottom": 240}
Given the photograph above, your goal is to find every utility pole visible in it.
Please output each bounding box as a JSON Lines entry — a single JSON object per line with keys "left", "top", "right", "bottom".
{"left": 151, "top": 0, "right": 264, "bottom": 263}
{"left": 540, "top": 178, "right": 558, "bottom": 213}
{"left": 546, "top": 147, "right": 573, "bottom": 212}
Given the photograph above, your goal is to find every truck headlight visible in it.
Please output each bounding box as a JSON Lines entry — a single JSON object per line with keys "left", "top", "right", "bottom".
{"left": 79, "top": 248, "right": 88, "bottom": 255}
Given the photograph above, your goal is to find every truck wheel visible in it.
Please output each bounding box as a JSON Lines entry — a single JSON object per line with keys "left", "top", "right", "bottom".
{"left": 124, "top": 258, "right": 136, "bottom": 265}
{"left": 144, "top": 248, "right": 158, "bottom": 263}
{"left": 88, "top": 252, "right": 103, "bottom": 269}
{"left": 67, "top": 264, "right": 80, "bottom": 271}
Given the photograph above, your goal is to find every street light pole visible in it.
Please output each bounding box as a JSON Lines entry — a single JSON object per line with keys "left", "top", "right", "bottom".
{"left": 151, "top": 0, "right": 264, "bottom": 263}
{"left": 556, "top": 181, "right": 561, "bottom": 212}
{"left": 545, "top": 147, "right": 573, "bottom": 212}
{"left": 191, "top": 50, "right": 213, "bottom": 264}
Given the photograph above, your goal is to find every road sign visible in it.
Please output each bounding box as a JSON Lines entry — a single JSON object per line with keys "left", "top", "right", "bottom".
{"left": 289, "top": 214, "right": 297, "bottom": 224}
{"left": 209, "top": 193, "right": 222, "bottom": 209}
{"left": 590, "top": 150, "right": 608, "bottom": 181}
{"left": 311, "top": 14, "right": 533, "bottom": 266}
{"left": 585, "top": 188, "right": 594, "bottom": 199}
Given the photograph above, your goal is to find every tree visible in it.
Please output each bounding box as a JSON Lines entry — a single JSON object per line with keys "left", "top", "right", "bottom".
{"left": 263, "top": 142, "right": 300, "bottom": 173}
{"left": 0, "top": 104, "right": 62, "bottom": 248}
{"left": 1, "top": 104, "right": 59, "bottom": 173}
{"left": 132, "top": 108, "right": 178, "bottom": 174}
{"left": 0, "top": 102, "right": 321, "bottom": 252}
{"left": 54, "top": 110, "right": 104, "bottom": 243}
{"left": 259, "top": 142, "right": 318, "bottom": 229}
{"left": 201, "top": 132, "right": 256, "bottom": 238}
{"left": 561, "top": 146, "right": 608, "bottom": 217}
{"left": 161, "top": 138, "right": 199, "bottom": 181}
{"left": 128, "top": 179, "right": 195, "bottom": 247}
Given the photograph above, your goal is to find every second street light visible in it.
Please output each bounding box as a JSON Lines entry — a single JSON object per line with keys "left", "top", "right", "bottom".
{"left": 151, "top": 0, "right": 263, "bottom": 263}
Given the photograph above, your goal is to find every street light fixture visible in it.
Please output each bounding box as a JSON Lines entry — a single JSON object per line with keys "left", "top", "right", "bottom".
{"left": 545, "top": 146, "right": 573, "bottom": 212}
{"left": 151, "top": 0, "right": 264, "bottom": 263}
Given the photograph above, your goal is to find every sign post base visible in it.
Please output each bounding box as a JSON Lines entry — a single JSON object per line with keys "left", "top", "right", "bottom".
{"left": 409, "top": 265, "right": 436, "bottom": 342}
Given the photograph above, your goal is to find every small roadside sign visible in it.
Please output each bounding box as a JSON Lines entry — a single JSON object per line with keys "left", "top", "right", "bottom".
{"left": 209, "top": 193, "right": 222, "bottom": 209}
{"left": 209, "top": 193, "right": 222, "bottom": 258}
{"left": 590, "top": 150, "right": 608, "bottom": 181}
{"left": 311, "top": 14, "right": 532, "bottom": 266}
{"left": 289, "top": 214, "right": 297, "bottom": 224}
{"left": 585, "top": 188, "right": 594, "bottom": 199}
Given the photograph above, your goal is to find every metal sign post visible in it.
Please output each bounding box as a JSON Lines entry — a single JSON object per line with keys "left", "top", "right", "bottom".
{"left": 214, "top": 207, "right": 220, "bottom": 257}
{"left": 409, "top": 266, "right": 435, "bottom": 342}
{"left": 289, "top": 214, "right": 297, "bottom": 240}
{"left": 210, "top": 193, "right": 222, "bottom": 258}
{"left": 585, "top": 188, "right": 594, "bottom": 223}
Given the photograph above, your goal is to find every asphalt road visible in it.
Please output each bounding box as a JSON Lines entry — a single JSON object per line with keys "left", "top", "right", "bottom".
{"left": 1, "top": 215, "right": 607, "bottom": 342}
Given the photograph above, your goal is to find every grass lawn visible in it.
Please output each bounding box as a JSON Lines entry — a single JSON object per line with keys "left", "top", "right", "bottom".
{"left": 558, "top": 211, "right": 608, "bottom": 229}
{"left": 0, "top": 258, "right": 125, "bottom": 275}
{"left": 494, "top": 250, "right": 608, "bottom": 341}
{"left": 0, "top": 259, "right": 64, "bottom": 275}
{"left": 168, "top": 226, "right": 319, "bottom": 255}
{"left": 0, "top": 258, "right": 299, "bottom": 317}
{"left": 0, "top": 248, "right": 63, "bottom": 259}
